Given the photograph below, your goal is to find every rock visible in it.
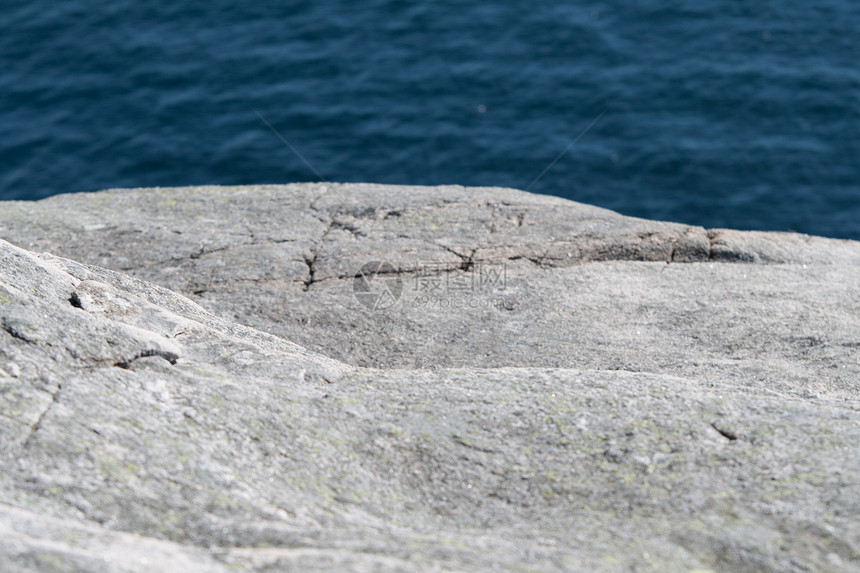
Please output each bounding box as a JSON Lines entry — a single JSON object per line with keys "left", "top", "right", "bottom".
{"left": 0, "top": 184, "right": 859, "bottom": 571}
{"left": 1, "top": 184, "right": 858, "bottom": 398}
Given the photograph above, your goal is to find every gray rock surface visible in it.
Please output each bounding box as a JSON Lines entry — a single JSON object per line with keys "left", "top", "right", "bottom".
{"left": 1, "top": 184, "right": 858, "bottom": 399}
{"left": 0, "top": 183, "right": 859, "bottom": 571}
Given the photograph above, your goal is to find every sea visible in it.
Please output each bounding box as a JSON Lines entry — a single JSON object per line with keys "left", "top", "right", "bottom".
{"left": 2, "top": 1, "right": 858, "bottom": 240}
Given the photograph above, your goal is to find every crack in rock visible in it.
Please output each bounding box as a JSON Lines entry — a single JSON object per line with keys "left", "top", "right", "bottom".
{"left": 2, "top": 318, "right": 37, "bottom": 344}
{"left": 436, "top": 244, "right": 477, "bottom": 271}
{"left": 303, "top": 254, "right": 317, "bottom": 291}
{"left": 114, "top": 350, "right": 180, "bottom": 370}
{"left": 330, "top": 218, "right": 365, "bottom": 237}
{"left": 302, "top": 216, "right": 337, "bottom": 291}
{"left": 710, "top": 420, "right": 739, "bottom": 441}
{"left": 189, "top": 245, "right": 232, "bottom": 260}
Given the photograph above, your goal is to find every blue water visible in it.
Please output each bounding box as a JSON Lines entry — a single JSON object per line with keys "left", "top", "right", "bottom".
{"left": 2, "top": 1, "right": 859, "bottom": 239}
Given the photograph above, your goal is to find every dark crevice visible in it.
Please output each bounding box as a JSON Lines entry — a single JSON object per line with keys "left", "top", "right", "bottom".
{"left": 302, "top": 217, "right": 336, "bottom": 291}
{"left": 507, "top": 254, "right": 544, "bottom": 266}
{"left": 2, "top": 320, "right": 36, "bottom": 344}
{"left": 524, "top": 246, "right": 551, "bottom": 267}
{"left": 115, "top": 350, "right": 179, "bottom": 370}
{"left": 303, "top": 254, "right": 317, "bottom": 291}
{"left": 330, "top": 218, "right": 365, "bottom": 237}
{"left": 438, "top": 245, "right": 477, "bottom": 271}
{"left": 69, "top": 292, "right": 83, "bottom": 308}
{"left": 710, "top": 421, "right": 738, "bottom": 441}
{"left": 190, "top": 245, "right": 231, "bottom": 260}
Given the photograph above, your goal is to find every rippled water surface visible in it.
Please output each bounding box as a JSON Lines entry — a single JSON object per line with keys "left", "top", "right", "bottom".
{"left": 2, "top": 1, "right": 858, "bottom": 238}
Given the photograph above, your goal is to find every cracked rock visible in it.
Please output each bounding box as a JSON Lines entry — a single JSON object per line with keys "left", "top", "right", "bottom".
{"left": 0, "top": 184, "right": 859, "bottom": 572}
